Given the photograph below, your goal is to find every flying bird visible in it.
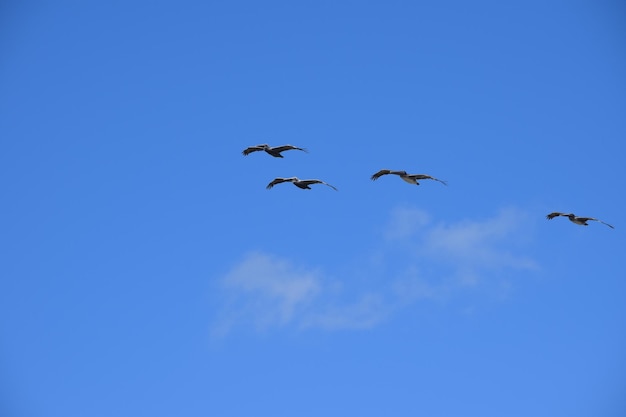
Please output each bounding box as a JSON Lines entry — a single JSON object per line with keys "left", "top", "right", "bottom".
{"left": 242, "top": 144, "right": 308, "bottom": 158}
{"left": 370, "top": 169, "right": 447, "bottom": 186}
{"left": 266, "top": 177, "right": 337, "bottom": 191}
{"left": 546, "top": 212, "right": 614, "bottom": 229}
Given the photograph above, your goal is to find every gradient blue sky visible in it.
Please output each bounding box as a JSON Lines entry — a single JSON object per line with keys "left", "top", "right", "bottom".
{"left": 1, "top": 1, "right": 625, "bottom": 416}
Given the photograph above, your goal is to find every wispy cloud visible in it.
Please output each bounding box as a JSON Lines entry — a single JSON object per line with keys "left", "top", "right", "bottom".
{"left": 213, "top": 252, "right": 387, "bottom": 336}
{"left": 213, "top": 207, "right": 538, "bottom": 335}
{"left": 301, "top": 294, "right": 388, "bottom": 330}
{"left": 386, "top": 206, "right": 538, "bottom": 301}
{"left": 423, "top": 207, "right": 537, "bottom": 270}
{"left": 383, "top": 206, "right": 432, "bottom": 240}
{"left": 223, "top": 251, "right": 321, "bottom": 323}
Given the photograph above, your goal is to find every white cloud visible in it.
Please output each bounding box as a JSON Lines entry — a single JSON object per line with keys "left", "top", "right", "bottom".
{"left": 383, "top": 206, "right": 431, "bottom": 240}
{"left": 215, "top": 252, "right": 320, "bottom": 333}
{"left": 213, "top": 252, "right": 386, "bottom": 336}
{"left": 213, "top": 207, "right": 538, "bottom": 335}
{"left": 422, "top": 207, "right": 537, "bottom": 269}
{"left": 224, "top": 251, "right": 320, "bottom": 321}
{"left": 386, "top": 207, "right": 538, "bottom": 302}
{"left": 300, "top": 294, "right": 388, "bottom": 330}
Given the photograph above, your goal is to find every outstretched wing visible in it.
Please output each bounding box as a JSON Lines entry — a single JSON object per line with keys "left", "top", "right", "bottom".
{"left": 371, "top": 169, "right": 393, "bottom": 180}
{"left": 546, "top": 212, "right": 569, "bottom": 220}
{"left": 580, "top": 217, "right": 615, "bottom": 229}
{"left": 410, "top": 174, "right": 447, "bottom": 186}
{"left": 303, "top": 179, "right": 338, "bottom": 191}
{"left": 266, "top": 177, "right": 293, "bottom": 189}
{"left": 242, "top": 145, "right": 266, "bottom": 156}
{"left": 271, "top": 145, "right": 308, "bottom": 154}
{"left": 372, "top": 169, "right": 409, "bottom": 181}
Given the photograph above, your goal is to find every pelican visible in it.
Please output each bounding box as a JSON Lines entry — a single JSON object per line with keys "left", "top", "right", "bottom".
{"left": 370, "top": 169, "right": 447, "bottom": 186}
{"left": 546, "top": 212, "right": 614, "bottom": 229}
{"left": 266, "top": 177, "right": 337, "bottom": 191}
{"left": 242, "top": 144, "right": 308, "bottom": 158}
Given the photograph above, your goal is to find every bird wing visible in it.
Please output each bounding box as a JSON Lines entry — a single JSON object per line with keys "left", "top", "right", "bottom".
{"left": 579, "top": 217, "right": 615, "bottom": 229}
{"left": 303, "top": 179, "right": 338, "bottom": 191}
{"left": 371, "top": 169, "right": 392, "bottom": 180}
{"left": 266, "top": 177, "right": 292, "bottom": 189}
{"left": 271, "top": 145, "right": 308, "bottom": 154}
{"left": 242, "top": 145, "right": 265, "bottom": 156}
{"left": 546, "top": 212, "right": 569, "bottom": 220}
{"left": 409, "top": 174, "right": 447, "bottom": 185}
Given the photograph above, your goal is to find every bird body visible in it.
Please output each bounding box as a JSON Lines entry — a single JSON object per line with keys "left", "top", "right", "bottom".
{"left": 371, "top": 169, "right": 447, "bottom": 186}
{"left": 266, "top": 177, "right": 337, "bottom": 191}
{"left": 546, "top": 212, "right": 614, "bottom": 229}
{"left": 242, "top": 144, "right": 308, "bottom": 158}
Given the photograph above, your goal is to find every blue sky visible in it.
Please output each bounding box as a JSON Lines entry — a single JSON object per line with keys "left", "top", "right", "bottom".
{"left": 1, "top": 1, "right": 625, "bottom": 416}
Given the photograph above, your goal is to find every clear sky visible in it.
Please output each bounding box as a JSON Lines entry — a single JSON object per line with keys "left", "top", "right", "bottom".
{"left": 1, "top": 1, "right": 625, "bottom": 416}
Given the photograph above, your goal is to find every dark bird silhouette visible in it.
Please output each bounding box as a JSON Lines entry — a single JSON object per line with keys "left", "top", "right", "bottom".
{"left": 546, "top": 212, "right": 614, "bottom": 229}
{"left": 370, "top": 169, "right": 447, "bottom": 186}
{"left": 242, "top": 144, "right": 308, "bottom": 158}
{"left": 266, "top": 177, "right": 337, "bottom": 191}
